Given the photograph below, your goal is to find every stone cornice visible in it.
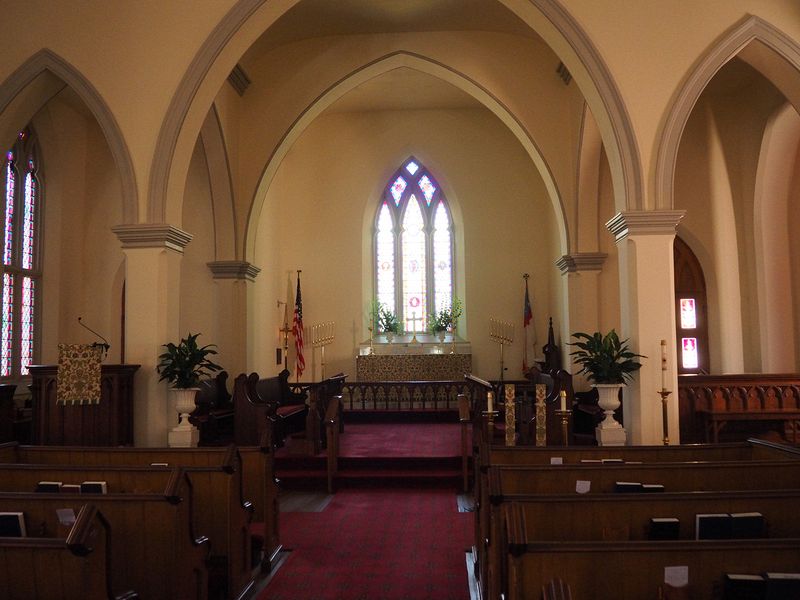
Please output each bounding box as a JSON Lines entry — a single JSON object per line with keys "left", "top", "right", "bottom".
{"left": 605, "top": 210, "right": 685, "bottom": 242}
{"left": 556, "top": 252, "right": 608, "bottom": 274}
{"left": 112, "top": 223, "right": 193, "bottom": 252}
{"left": 227, "top": 63, "right": 251, "bottom": 96}
{"left": 207, "top": 260, "right": 260, "bottom": 281}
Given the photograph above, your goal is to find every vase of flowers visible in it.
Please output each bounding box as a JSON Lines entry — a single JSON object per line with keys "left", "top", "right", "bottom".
{"left": 428, "top": 296, "right": 463, "bottom": 342}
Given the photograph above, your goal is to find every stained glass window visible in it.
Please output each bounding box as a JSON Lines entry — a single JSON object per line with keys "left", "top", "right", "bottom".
{"left": 375, "top": 158, "right": 454, "bottom": 333}
{"left": 2, "top": 128, "right": 41, "bottom": 379}
{"left": 679, "top": 298, "right": 696, "bottom": 329}
{"left": 681, "top": 337, "right": 698, "bottom": 369}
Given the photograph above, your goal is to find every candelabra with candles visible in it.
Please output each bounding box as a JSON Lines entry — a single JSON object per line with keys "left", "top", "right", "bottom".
{"left": 489, "top": 317, "right": 514, "bottom": 383}
{"left": 658, "top": 339, "right": 671, "bottom": 446}
{"left": 311, "top": 321, "right": 335, "bottom": 380}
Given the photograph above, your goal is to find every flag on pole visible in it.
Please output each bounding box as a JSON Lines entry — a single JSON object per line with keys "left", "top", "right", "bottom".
{"left": 523, "top": 276, "right": 533, "bottom": 372}
{"left": 292, "top": 272, "right": 305, "bottom": 379}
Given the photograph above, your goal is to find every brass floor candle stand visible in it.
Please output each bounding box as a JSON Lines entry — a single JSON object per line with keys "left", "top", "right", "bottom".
{"left": 489, "top": 317, "right": 514, "bottom": 383}
{"left": 658, "top": 388, "right": 671, "bottom": 445}
{"left": 311, "top": 321, "right": 335, "bottom": 380}
{"left": 555, "top": 409, "right": 570, "bottom": 446}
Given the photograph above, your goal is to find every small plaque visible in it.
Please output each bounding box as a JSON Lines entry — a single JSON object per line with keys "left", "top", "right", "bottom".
{"left": 550, "top": 457, "right": 563, "bottom": 465}
{"left": 576, "top": 480, "right": 591, "bottom": 494}
{"left": 665, "top": 566, "right": 689, "bottom": 588}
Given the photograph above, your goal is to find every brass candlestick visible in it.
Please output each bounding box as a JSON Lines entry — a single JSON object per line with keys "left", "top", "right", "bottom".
{"left": 482, "top": 410, "right": 499, "bottom": 446}
{"left": 555, "top": 409, "right": 570, "bottom": 447}
{"left": 658, "top": 388, "right": 671, "bottom": 445}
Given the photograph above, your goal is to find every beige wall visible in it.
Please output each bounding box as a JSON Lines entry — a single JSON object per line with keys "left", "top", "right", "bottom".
{"left": 252, "top": 107, "right": 559, "bottom": 380}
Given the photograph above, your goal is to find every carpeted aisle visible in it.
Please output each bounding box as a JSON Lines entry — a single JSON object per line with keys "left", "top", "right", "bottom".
{"left": 258, "top": 488, "right": 473, "bottom": 600}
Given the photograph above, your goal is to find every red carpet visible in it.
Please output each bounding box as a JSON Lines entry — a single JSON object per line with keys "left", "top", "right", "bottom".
{"left": 258, "top": 488, "right": 473, "bottom": 599}
{"left": 338, "top": 423, "right": 463, "bottom": 457}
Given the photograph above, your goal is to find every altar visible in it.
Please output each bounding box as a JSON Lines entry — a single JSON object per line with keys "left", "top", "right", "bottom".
{"left": 356, "top": 334, "right": 472, "bottom": 381}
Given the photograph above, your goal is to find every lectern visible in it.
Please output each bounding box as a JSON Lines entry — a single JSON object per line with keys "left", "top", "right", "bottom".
{"left": 28, "top": 364, "right": 140, "bottom": 446}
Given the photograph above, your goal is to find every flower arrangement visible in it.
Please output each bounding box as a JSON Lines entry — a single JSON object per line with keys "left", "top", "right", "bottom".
{"left": 569, "top": 330, "right": 645, "bottom": 384}
{"left": 378, "top": 305, "right": 402, "bottom": 334}
{"left": 428, "top": 296, "right": 463, "bottom": 333}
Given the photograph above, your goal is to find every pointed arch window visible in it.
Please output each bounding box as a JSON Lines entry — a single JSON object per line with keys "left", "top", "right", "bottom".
{"left": 375, "top": 158, "right": 453, "bottom": 332}
{"left": 674, "top": 237, "right": 709, "bottom": 374}
{"left": 2, "top": 129, "right": 41, "bottom": 378}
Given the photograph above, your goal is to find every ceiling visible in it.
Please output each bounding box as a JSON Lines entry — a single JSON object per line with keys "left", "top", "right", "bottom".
{"left": 323, "top": 67, "right": 483, "bottom": 113}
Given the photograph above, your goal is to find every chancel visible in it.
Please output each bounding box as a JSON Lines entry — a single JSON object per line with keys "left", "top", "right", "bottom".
{"left": 1, "top": 1, "right": 800, "bottom": 599}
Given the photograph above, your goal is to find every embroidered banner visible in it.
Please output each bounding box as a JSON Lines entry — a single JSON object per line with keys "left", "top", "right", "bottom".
{"left": 57, "top": 344, "right": 103, "bottom": 405}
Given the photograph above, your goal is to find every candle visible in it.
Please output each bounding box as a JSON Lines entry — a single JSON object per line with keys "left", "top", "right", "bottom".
{"left": 660, "top": 339, "right": 667, "bottom": 390}
{"left": 559, "top": 390, "right": 567, "bottom": 412}
{"left": 487, "top": 392, "right": 494, "bottom": 413}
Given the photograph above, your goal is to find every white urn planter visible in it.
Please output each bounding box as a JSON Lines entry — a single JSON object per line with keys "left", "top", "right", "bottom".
{"left": 168, "top": 387, "right": 200, "bottom": 447}
{"left": 594, "top": 383, "right": 627, "bottom": 446}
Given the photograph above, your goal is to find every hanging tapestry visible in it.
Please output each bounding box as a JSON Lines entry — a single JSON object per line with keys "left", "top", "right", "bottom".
{"left": 57, "top": 344, "right": 103, "bottom": 405}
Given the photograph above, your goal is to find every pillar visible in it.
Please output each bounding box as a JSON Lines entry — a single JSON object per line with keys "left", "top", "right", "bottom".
{"left": 606, "top": 211, "right": 685, "bottom": 445}
{"left": 113, "top": 224, "right": 192, "bottom": 447}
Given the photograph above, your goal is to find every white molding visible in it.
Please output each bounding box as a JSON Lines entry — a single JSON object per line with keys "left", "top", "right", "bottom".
{"left": 606, "top": 210, "right": 685, "bottom": 242}
{"left": 556, "top": 252, "right": 607, "bottom": 273}
{"left": 112, "top": 223, "right": 193, "bottom": 252}
{"left": 207, "top": 260, "right": 260, "bottom": 281}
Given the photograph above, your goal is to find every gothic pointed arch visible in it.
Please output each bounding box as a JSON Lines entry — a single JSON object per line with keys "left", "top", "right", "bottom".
{"left": 0, "top": 49, "right": 139, "bottom": 223}
{"left": 656, "top": 15, "right": 800, "bottom": 211}
{"left": 244, "top": 52, "right": 568, "bottom": 262}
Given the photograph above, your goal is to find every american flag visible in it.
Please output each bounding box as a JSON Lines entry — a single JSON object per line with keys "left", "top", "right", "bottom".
{"left": 523, "top": 277, "right": 533, "bottom": 372}
{"left": 292, "top": 272, "right": 305, "bottom": 379}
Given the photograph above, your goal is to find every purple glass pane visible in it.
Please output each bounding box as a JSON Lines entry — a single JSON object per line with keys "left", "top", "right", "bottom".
{"left": 2, "top": 273, "right": 13, "bottom": 376}
{"left": 22, "top": 172, "right": 35, "bottom": 270}
{"left": 390, "top": 176, "right": 406, "bottom": 205}
{"left": 21, "top": 277, "right": 33, "bottom": 375}
{"left": 4, "top": 160, "right": 15, "bottom": 266}
{"left": 419, "top": 174, "right": 436, "bottom": 205}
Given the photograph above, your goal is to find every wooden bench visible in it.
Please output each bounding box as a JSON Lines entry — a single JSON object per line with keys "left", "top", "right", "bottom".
{"left": 489, "top": 489, "right": 800, "bottom": 600}
{"left": 699, "top": 408, "right": 800, "bottom": 443}
{"left": 0, "top": 471, "right": 208, "bottom": 599}
{"left": 0, "top": 446, "right": 256, "bottom": 598}
{"left": 0, "top": 503, "right": 138, "bottom": 600}
{"left": 190, "top": 371, "right": 235, "bottom": 446}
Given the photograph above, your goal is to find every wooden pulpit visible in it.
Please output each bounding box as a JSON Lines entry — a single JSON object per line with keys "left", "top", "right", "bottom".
{"left": 28, "top": 364, "right": 140, "bottom": 446}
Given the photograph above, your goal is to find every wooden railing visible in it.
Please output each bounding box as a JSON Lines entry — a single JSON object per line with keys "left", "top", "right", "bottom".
{"left": 678, "top": 373, "right": 800, "bottom": 443}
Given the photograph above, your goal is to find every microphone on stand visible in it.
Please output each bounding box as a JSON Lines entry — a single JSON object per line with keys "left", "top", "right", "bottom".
{"left": 78, "top": 317, "right": 110, "bottom": 359}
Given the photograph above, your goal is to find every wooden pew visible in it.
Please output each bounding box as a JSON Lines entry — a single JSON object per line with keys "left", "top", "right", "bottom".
{"left": 0, "top": 470, "right": 208, "bottom": 600}
{"left": 0, "top": 503, "right": 137, "bottom": 600}
{"left": 190, "top": 371, "right": 235, "bottom": 446}
{"left": 490, "top": 489, "right": 800, "bottom": 600}
{"left": 0, "top": 445, "right": 257, "bottom": 598}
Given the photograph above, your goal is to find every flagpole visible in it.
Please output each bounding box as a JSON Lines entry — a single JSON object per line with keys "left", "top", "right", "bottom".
{"left": 295, "top": 269, "right": 303, "bottom": 383}
{"left": 523, "top": 273, "right": 530, "bottom": 373}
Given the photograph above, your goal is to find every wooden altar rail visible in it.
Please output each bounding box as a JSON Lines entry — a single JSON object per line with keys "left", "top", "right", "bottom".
{"left": 678, "top": 373, "right": 800, "bottom": 443}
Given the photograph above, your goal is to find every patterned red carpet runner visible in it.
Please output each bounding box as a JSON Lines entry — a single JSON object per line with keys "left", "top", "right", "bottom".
{"left": 258, "top": 488, "right": 473, "bottom": 600}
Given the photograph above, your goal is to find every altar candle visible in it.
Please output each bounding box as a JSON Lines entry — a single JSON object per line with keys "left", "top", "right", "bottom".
{"left": 559, "top": 390, "right": 567, "bottom": 412}
{"left": 487, "top": 392, "right": 494, "bottom": 413}
{"left": 660, "top": 339, "right": 667, "bottom": 390}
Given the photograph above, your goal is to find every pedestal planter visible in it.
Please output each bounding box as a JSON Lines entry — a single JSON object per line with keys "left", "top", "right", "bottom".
{"left": 168, "top": 387, "right": 200, "bottom": 447}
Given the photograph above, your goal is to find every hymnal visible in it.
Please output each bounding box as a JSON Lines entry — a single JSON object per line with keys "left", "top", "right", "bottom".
{"left": 642, "top": 484, "right": 665, "bottom": 493}
{"left": 56, "top": 508, "right": 77, "bottom": 527}
{"left": 601, "top": 458, "right": 624, "bottom": 463}
{"left": 649, "top": 517, "right": 680, "bottom": 540}
{"left": 35, "top": 481, "right": 62, "bottom": 493}
{"left": 730, "top": 512, "right": 765, "bottom": 539}
{"left": 80, "top": 481, "right": 108, "bottom": 494}
{"left": 150, "top": 462, "right": 169, "bottom": 467}
{"left": 724, "top": 573, "right": 765, "bottom": 600}
{"left": 614, "top": 481, "right": 643, "bottom": 493}
{"left": 764, "top": 572, "right": 800, "bottom": 599}
{"left": 695, "top": 513, "right": 731, "bottom": 540}
{"left": 0, "top": 512, "right": 26, "bottom": 537}
{"left": 580, "top": 459, "right": 602, "bottom": 463}
{"left": 61, "top": 484, "right": 81, "bottom": 493}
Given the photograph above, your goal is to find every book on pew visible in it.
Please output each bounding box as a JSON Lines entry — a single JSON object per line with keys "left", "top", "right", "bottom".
{"left": 35, "top": 481, "right": 63, "bottom": 493}
{"left": 150, "top": 462, "right": 169, "bottom": 467}
{"left": 601, "top": 458, "right": 624, "bottom": 463}
{"left": 729, "top": 512, "right": 766, "bottom": 539}
{"left": 614, "top": 481, "right": 643, "bottom": 493}
{"left": 580, "top": 459, "right": 602, "bottom": 463}
{"left": 764, "top": 572, "right": 800, "bottom": 599}
{"left": 80, "top": 481, "right": 108, "bottom": 494}
{"left": 695, "top": 513, "right": 731, "bottom": 540}
{"left": 649, "top": 517, "right": 680, "bottom": 540}
{"left": 61, "top": 484, "right": 81, "bottom": 493}
{"left": 0, "top": 512, "right": 26, "bottom": 537}
{"left": 723, "top": 574, "right": 765, "bottom": 600}
{"left": 642, "top": 484, "right": 665, "bottom": 493}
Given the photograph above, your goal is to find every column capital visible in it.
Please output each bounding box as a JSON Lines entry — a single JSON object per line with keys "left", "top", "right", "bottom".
{"left": 556, "top": 252, "right": 608, "bottom": 274}
{"left": 605, "top": 210, "right": 685, "bottom": 242}
{"left": 207, "top": 260, "right": 261, "bottom": 281}
{"left": 112, "top": 223, "right": 192, "bottom": 252}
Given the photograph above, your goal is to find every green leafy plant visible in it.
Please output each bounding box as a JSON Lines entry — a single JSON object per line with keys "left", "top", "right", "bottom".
{"left": 378, "top": 306, "right": 402, "bottom": 334}
{"left": 428, "top": 296, "right": 463, "bottom": 333}
{"left": 569, "top": 330, "right": 645, "bottom": 384}
{"left": 156, "top": 333, "right": 222, "bottom": 389}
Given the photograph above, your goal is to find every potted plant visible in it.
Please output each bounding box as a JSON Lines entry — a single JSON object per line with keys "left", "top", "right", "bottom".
{"left": 377, "top": 305, "right": 402, "bottom": 343}
{"left": 569, "top": 330, "right": 644, "bottom": 431}
{"left": 157, "top": 332, "right": 222, "bottom": 446}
